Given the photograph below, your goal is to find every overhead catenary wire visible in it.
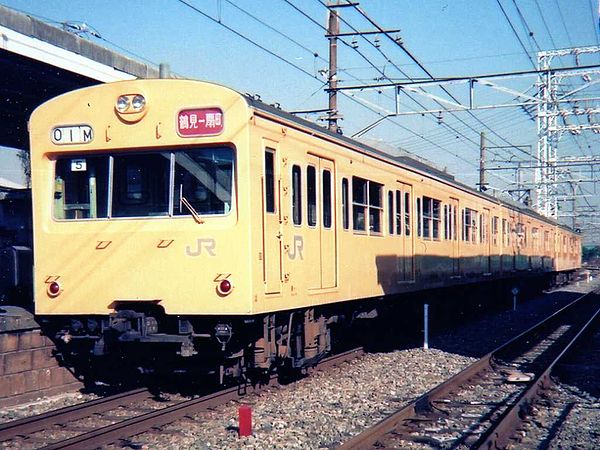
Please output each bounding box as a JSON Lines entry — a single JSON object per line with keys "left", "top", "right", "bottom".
{"left": 280, "top": 0, "right": 505, "bottom": 173}
{"left": 346, "top": 0, "right": 538, "bottom": 161}
{"left": 175, "top": 0, "right": 321, "bottom": 82}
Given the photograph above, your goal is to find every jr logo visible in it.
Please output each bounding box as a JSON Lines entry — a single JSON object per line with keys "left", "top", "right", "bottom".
{"left": 287, "top": 235, "right": 304, "bottom": 260}
{"left": 186, "top": 238, "right": 216, "bottom": 257}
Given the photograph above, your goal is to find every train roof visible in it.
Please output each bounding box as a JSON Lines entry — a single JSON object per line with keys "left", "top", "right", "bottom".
{"left": 244, "top": 95, "right": 576, "bottom": 234}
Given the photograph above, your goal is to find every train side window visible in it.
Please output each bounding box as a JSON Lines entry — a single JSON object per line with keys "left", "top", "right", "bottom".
{"left": 452, "top": 205, "right": 458, "bottom": 240}
{"left": 322, "top": 169, "right": 332, "bottom": 228}
{"left": 445, "top": 204, "right": 457, "bottom": 240}
{"left": 463, "top": 208, "right": 478, "bottom": 243}
{"left": 416, "top": 198, "right": 422, "bottom": 237}
{"left": 264, "top": 150, "right": 276, "bottom": 213}
{"left": 421, "top": 196, "right": 441, "bottom": 240}
{"left": 444, "top": 204, "right": 449, "bottom": 240}
{"left": 395, "top": 190, "right": 402, "bottom": 235}
{"left": 479, "top": 214, "right": 486, "bottom": 243}
{"left": 292, "top": 165, "right": 302, "bottom": 225}
{"left": 342, "top": 178, "right": 349, "bottom": 230}
{"left": 368, "top": 181, "right": 383, "bottom": 234}
{"left": 352, "top": 177, "right": 367, "bottom": 232}
{"left": 388, "top": 191, "right": 394, "bottom": 234}
{"left": 532, "top": 227, "right": 539, "bottom": 250}
{"left": 307, "top": 165, "right": 317, "bottom": 226}
{"left": 404, "top": 192, "right": 411, "bottom": 236}
{"left": 492, "top": 216, "right": 499, "bottom": 245}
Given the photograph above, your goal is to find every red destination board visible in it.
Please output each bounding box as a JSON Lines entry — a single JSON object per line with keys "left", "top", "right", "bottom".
{"left": 177, "top": 108, "right": 224, "bottom": 137}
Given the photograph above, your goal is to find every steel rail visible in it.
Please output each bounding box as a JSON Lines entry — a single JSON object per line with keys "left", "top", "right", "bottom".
{"left": 41, "top": 347, "right": 363, "bottom": 450}
{"left": 475, "top": 298, "right": 600, "bottom": 449}
{"left": 0, "top": 387, "right": 151, "bottom": 441}
{"left": 0, "top": 347, "right": 362, "bottom": 450}
{"left": 339, "top": 289, "right": 599, "bottom": 449}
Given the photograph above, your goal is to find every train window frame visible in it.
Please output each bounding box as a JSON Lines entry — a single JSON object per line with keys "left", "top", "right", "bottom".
{"left": 420, "top": 196, "right": 441, "bottom": 241}
{"left": 492, "top": 216, "right": 499, "bottom": 246}
{"left": 388, "top": 191, "right": 394, "bottom": 235}
{"left": 52, "top": 145, "right": 236, "bottom": 221}
{"left": 322, "top": 169, "right": 332, "bottom": 229}
{"left": 351, "top": 176, "right": 383, "bottom": 235}
{"left": 479, "top": 212, "right": 488, "bottom": 244}
{"left": 462, "top": 208, "right": 478, "bottom": 243}
{"left": 291, "top": 165, "right": 302, "bottom": 226}
{"left": 352, "top": 177, "right": 367, "bottom": 233}
{"left": 264, "top": 149, "right": 276, "bottom": 214}
{"left": 416, "top": 198, "right": 421, "bottom": 237}
{"left": 112, "top": 152, "right": 171, "bottom": 218}
{"left": 444, "top": 203, "right": 458, "bottom": 241}
{"left": 395, "top": 190, "right": 402, "bottom": 235}
{"left": 368, "top": 180, "right": 383, "bottom": 234}
{"left": 341, "top": 177, "right": 349, "bottom": 230}
{"left": 307, "top": 165, "right": 317, "bottom": 227}
{"left": 404, "top": 192, "right": 411, "bottom": 236}
{"left": 444, "top": 204, "right": 449, "bottom": 240}
{"left": 53, "top": 155, "right": 110, "bottom": 220}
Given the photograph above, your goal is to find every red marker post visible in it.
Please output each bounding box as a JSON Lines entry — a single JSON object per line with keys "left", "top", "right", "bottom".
{"left": 238, "top": 405, "right": 252, "bottom": 437}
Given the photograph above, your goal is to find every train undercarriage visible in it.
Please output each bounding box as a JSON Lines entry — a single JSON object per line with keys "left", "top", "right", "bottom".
{"left": 40, "top": 272, "right": 576, "bottom": 387}
{"left": 43, "top": 303, "right": 347, "bottom": 387}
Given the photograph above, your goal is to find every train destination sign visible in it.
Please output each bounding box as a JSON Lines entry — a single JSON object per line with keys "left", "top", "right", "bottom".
{"left": 177, "top": 108, "right": 224, "bottom": 137}
{"left": 51, "top": 125, "right": 93, "bottom": 145}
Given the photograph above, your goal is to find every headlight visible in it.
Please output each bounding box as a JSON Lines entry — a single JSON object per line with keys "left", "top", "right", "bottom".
{"left": 131, "top": 94, "right": 146, "bottom": 111}
{"left": 116, "top": 95, "right": 130, "bottom": 112}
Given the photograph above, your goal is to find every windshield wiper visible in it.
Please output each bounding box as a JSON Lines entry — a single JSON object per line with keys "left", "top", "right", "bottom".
{"left": 180, "top": 196, "right": 205, "bottom": 224}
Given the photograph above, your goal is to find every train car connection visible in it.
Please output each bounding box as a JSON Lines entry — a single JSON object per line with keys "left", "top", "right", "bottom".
{"left": 28, "top": 79, "right": 581, "bottom": 383}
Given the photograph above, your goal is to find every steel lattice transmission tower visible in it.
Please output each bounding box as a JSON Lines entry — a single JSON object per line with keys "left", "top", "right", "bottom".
{"left": 535, "top": 46, "right": 600, "bottom": 219}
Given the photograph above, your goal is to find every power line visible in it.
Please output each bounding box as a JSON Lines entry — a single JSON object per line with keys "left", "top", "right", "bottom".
{"left": 496, "top": 0, "right": 537, "bottom": 69}
{"left": 554, "top": 0, "right": 574, "bottom": 47}
{"left": 510, "top": 0, "right": 542, "bottom": 53}
{"left": 347, "top": 1, "right": 536, "bottom": 160}
{"left": 175, "top": 0, "right": 321, "bottom": 82}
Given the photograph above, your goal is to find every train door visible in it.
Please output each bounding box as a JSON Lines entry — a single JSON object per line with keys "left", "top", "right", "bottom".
{"left": 398, "top": 182, "right": 414, "bottom": 282}
{"left": 320, "top": 158, "right": 337, "bottom": 288}
{"left": 306, "top": 154, "right": 337, "bottom": 289}
{"left": 263, "top": 146, "right": 282, "bottom": 294}
{"left": 449, "top": 197, "right": 460, "bottom": 276}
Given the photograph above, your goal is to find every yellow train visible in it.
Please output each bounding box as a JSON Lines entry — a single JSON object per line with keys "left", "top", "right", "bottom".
{"left": 29, "top": 79, "right": 581, "bottom": 382}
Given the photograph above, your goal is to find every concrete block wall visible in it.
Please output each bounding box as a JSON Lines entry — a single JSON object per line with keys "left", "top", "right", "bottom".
{"left": 0, "top": 329, "right": 80, "bottom": 404}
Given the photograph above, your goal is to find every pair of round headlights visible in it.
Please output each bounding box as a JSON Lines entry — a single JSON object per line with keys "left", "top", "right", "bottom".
{"left": 116, "top": 94, "right": 146, "bottom": 113}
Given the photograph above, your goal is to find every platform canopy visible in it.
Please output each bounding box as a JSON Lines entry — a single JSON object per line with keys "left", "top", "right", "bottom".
{"left": 0, "top": 5, "right": 159, "bottom": 150}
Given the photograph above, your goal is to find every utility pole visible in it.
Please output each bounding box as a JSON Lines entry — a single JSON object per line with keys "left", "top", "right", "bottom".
{"left": 325, "top": 1, "right": 399, "bottom": 133}
{"left": 479, "top": 131, "right": 487, "bottom": 192}
{"left": 327, "top": 6, "right": 339, "bottom": 133}
{"left": 572, "top": 182, "right": 577, "bottom": 230}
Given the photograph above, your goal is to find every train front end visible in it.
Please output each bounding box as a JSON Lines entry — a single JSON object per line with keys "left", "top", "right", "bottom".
{"left": 29, "top": 79, "right": 257, "bottom": 380}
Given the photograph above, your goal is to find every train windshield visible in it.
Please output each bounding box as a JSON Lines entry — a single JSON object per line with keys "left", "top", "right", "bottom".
{"left": 54, "top": 146, "right": 234, "bottom": 220}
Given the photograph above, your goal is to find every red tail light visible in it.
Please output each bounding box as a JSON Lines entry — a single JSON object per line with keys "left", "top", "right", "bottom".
{"left": 47, "top": 281, "right": 61, "bottom": 297}
{"left": 217, "top": 279, "right": 233, "bottom": 296}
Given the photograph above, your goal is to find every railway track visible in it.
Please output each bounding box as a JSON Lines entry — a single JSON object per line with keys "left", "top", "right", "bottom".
{"left": 339, "top": 289, "right": 600, "bottom": 450}
{"left": 0, "top": 347, "right": 363, "bottom": 449}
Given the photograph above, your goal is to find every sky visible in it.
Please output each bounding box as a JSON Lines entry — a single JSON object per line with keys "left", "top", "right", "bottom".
{"left": 2, "top": 0, "right": 600, "bottom": 239}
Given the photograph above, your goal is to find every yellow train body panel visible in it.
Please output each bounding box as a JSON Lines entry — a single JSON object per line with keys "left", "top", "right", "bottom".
{"left": 30, "top": 79, "right": 581, "bottom": 320}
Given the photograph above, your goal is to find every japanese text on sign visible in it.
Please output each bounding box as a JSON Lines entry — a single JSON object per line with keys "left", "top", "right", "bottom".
{"left": 177, "top": 108, "right": 224, "bottom": 137}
